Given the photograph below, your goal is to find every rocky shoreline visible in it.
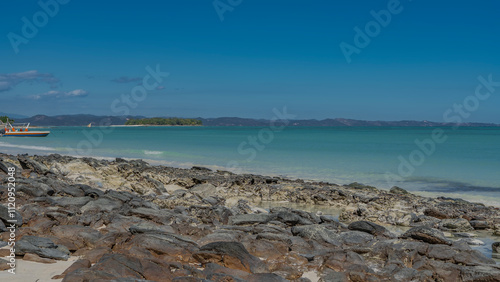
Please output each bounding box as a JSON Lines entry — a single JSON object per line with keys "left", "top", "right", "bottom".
{"left": 0, "top": 153, "right": 499, "bottom": 281}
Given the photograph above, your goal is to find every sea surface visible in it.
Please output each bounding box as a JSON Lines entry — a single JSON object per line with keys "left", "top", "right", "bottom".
{"left": 1, "top": 126, "right": 500, "bottom": 206}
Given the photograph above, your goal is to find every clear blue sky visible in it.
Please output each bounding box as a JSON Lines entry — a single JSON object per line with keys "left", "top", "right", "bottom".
{"left": 1, "top": 0, "right": 499, "bottom": 122}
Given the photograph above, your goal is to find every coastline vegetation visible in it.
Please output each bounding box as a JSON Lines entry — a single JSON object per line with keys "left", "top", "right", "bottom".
{"left": 125, "top": 117, "right": 202, "bottom": 126}
{"left": 0, "top": 116, "right": 14, "bottom": 123}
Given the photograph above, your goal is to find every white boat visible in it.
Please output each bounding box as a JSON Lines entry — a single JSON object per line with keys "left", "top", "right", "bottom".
{"left": 0, "top": 120, "right": 50, "bottom": 137}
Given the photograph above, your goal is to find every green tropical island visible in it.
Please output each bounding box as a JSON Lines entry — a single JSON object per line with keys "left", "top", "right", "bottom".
{"left": 124, "top": 117, "right": 202, "bottom": 126}
{"left": 0, "top": 116, "right": 14, "bottom": 123}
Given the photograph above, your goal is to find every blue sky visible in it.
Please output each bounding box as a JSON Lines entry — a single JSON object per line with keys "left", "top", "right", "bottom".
{"left": 1, "top": 0, "right": 499, "bottom": 122}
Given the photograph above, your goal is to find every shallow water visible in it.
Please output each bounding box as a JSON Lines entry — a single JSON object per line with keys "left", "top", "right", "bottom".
{"left": 1, "top": 126, "right": 499, "bottom": 205}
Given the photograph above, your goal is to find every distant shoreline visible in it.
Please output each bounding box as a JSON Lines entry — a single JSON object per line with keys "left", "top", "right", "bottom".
{"left": 111, "top": 124, "right": 203, "bottom": 127}
{"left": 9, "top": 114, "right": 500, "bottom": 127}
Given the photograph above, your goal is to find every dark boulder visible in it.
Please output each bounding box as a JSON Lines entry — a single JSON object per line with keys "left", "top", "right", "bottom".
{"left": 91, "top": 253, "right": 172, "bottom": 281}
{"left": 401, "top": 226, "right": 451, "bottom": 245}
{"left": 51, "top": 225, "right": 102, "bottom": 251}
{"left": 337, "top": 231, "right": 374, "bottom": 246}
{"left": 129, "top": 221, "right": 176, "bottom": 235}
{"left": 424, "top": 208, "right": 449, "bottom": 219}
{"left": 469, "top": 220, "right": 489, "bottom": 230}
{"left": 228, "top": 214, "right": 271, "bottom": 225}
{"left": 52, "top": 259, "right": 91, "bottom": 279}
{"left": 17, "top": 155, "right": 50, "bottom": 174}
{"left": 439, "top": 218, "right": 474, "bottom": 232}
{"left": 492, "top": 242, "right": 500, "bottom": 253}
{"left": 16, "top": 236, "right": 69, "bottom": 260}
{"left": 0, "top": 204, "right": 23, "bottom": 226}
{"left": 62, "top": 268, "right": 118, "bottom": 281}
{"left": 390, "top": 186, "right": 410, "bottom": 195}
{"left": 291, "top": 224, "right": 340, "bottom": 246}
{"left": 194, "top": 241, "right": 267, "bottom": 273}
{"left": 348, "top": 221, "right": 395, "bottom": 238}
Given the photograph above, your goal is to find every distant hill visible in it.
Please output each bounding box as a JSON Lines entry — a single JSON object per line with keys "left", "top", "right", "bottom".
{"left": 0, "top": 112, "right": 29, "bottom": 119}
{"left": 13, "top": 114, "right": 500, "bottom": 127}
{"left": 199, "top": 117, "right": 500, "bottom": 127}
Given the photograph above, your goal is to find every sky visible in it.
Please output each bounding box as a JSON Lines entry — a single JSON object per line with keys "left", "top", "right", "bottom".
{"left": 1, "top": 0, "right": 499, "bottom": 122}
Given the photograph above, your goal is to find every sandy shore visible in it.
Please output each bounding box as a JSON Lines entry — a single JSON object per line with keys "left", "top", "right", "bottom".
{"left": 0, "top": 251, "right": 77, "bottom": 282}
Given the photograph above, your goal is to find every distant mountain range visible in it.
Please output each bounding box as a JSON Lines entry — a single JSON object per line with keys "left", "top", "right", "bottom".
{"left": 0, "top": 112, "right": 29, "bottom": 119}
{"left": 15, "top": 115, "right": 145, "bottom": 126}
{"left": 11, "top": 114, "right": 500, "bottom": 127}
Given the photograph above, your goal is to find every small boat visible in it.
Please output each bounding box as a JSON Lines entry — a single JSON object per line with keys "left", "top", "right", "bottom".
{"left": 0, "top": 120, "right": 50, "bottom": 137}
{"left": 87, "top": 123, "right": 92, "bottom": 128}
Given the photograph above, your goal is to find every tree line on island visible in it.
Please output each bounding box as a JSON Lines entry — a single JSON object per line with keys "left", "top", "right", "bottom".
{"left": 0, "top": 116, "right": 14, "bottom": 123}
{"left": 125, "top": 117, "right": 202, "bottom": 126}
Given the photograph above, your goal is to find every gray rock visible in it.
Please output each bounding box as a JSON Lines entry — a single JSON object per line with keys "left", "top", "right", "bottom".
{"left": 20, "top": 235, "right": 56, "bottom": 248}
{"left": 269, "top": 211, "right": 314, "bottom": 226}
{"left": 337, "top": 231, "right": 374, "bottom": 246}
{"left": 0, "top": 218, "right": 7, "bottom": 232}
{"left": 291, "top": 224, "right": 340, "bottom": 246}
{"left": 0, "top": 159, "right": 11, "bottom": 174}
{"left": 16, "top": 180, "right": 54, "bottom": 197}
{"left": 164, "top": 184, "right": 187, "bottom": 194}
{"left": 492, "top": 242, "right": 500, "bottom": 253}
{"left": 427, "top": 244, "right": 495, "bottom": 265}
{"left": 18, "top": 155, "right": 50, "bottom": 174}
{"left": 256, "top": 232, "right": 294, "bottom": 245}
{"left": 128, "top": 207, "right": 177, "bottom": 224}
{"left": 401, "top": 226, "right": 451, "bottom": 245}
{"left": 229, "top": 214, "right": 271, "bottom": 225}
{"left": 104, "top": 190, "right": 134, "bottom": 202}
{"left": 62, "top": 269, "right": 118, "bottom": 281}
{"left": 0, "top": 204, "right": 23, "bottom": 226}
{"left": 51, "top": 196, "right": 92, "bottom": 208}
{"left": 453, "top": 232, "right": 477, "bottom": 238}
{"left": 247, "top": 273, "right": 287, "bottom": 282}
{"left": 390, "top": 186, "right": 410, "bottom": 195}
{"left": 78, "top": 184, "right": 104, "bottom": 198}
{"left": 439, "top": 218, "right": 474, "bottom": 232}
{"left": 469, "top": 220, "right": 489, "bottom": 230}
{"left": 129, "top": 221, "right": 176, "bottom": 235}
{"left": 190, "top": 183, "right": 217, "bottom": 198}
{"left": 459, "top": 265, "right": 500, "bottom": 281}
{"left": 456, "top": 238, "right": 484, "bottom": 246}
{"left": 80, "top": 197, "right": 122, "bottom": 213}
{"left": 410, "top": 215, "right": 440, "bottom": 228}
{"left": 194, "top": 241, "right": 267, "bottom": 273}
{"left": 61, "top": 185, "right": 86, "bottom": 197}
{"left": 424, "top": 208, "right": 449, "bottom": 219}
{"left": 90, "top": 253, "right": 172, "bottom": 280}
{"left": 51, "top": 225, "right": 103, "bottom": 250}
{"left": 269, "top": 207, "right": 321, "bottom": 224}
{"left": 16, "top": 236, "right": 69, "bottom": 260}
{"left": 348, "top": 220, "right": 395, "bottom": 238}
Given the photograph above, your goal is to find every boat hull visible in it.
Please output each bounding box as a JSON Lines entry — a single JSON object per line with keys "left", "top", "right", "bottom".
{"left": 2, "top": 131, "right": 50, "bottom": 137}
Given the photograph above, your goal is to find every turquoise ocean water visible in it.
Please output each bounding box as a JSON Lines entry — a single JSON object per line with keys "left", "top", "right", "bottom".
{"left": 1, "top": 126, "right": 499, "bottom": 206}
